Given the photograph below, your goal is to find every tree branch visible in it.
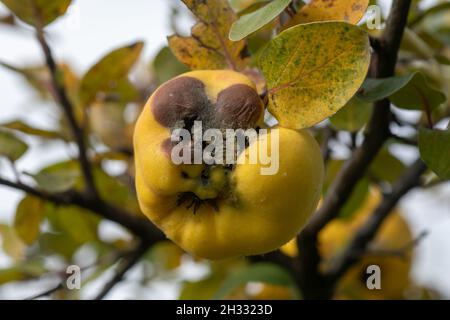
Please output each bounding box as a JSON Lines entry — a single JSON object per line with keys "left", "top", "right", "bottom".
{"left": 0, "top": 177, "right": 164, "bottom": 244}
{"left": 35, "top": 27, "right": 97, "bottom": 198}
{"left": 326, "top": 159, "right": 427, "bottom": 282}
{"left": 94, "top": 242, "right": 149, "bottom": 300}
{"left": 296, "top": 0, "right": 412, "bottom": 299}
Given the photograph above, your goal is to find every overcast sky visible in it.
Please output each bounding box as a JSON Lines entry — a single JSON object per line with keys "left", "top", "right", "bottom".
{"left": 0, "top": 0, "right": 449, "bottom": 298}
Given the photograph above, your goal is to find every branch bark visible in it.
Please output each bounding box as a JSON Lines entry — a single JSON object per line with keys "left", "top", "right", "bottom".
{"left": 326, "top": 159, "right": 427, "bottom": 282}
{"left": 296, "top": 0, "right": 413, "bottom": 299}
{"left": 94, "top": 242, "right": 149, "bottom": 300}
{"left": 0, "top": 177, "right": 164, "bottom": 244}
{"left": 35, "top": 28, "right": 97, "bottom": 198}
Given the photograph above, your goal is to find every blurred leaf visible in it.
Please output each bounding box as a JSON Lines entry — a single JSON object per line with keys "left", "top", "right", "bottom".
{"left": 14, "top": 196, "right": 45, "bottom": 245}
{"left": 152, "top": 46, "right": 189, "bottom": 85}
{"left": 283, "top": 0, "right": 369, "bottom": 30}
{"left": 419, "top": 128, "right": 450, "bottom": 180}
{"left": 46, "top": 205, "right": 99, "bottom": 245}
{"left": 146, "top": 241, "right": 183, "bottom": 271}
{"left": 79, "top": 41, "right": 144, "bottom": 107}
{"left": 390, "top": 72, "right": 447, "bottom": 111}
{"left": 168, "top": 0, "right": 247, "bottom": 70}
{"left": 325, "top": 160, "right": 369, "bottom": 220}
{"left": 435, "top": 54, "right": 450, "bottom": 65}
{"left": 213, "top": 263, "right": 299, "bottom": 299}
{"left": 26, "top": 167, "right": 80, "bottom": 193}
{"left": 401, "top": 29, "right": 435, "bottom": 60}
{"left": 369, "top": 147, "right": 406, "bottom": 183}
{"left": 180, "top": 272, "right": 228, "bottom": 300}
{"left": 0, "top": 267, "right": 26, "bottom": 284}
{"left": 0, "top": 62, "right": 50, "bottom": 99}
{"left": 358, "top": 73, "right": 415, "bottom": 103}
{"left": 259, "top": 22, "right": 370, "bottom": 129}
{"left": 0, "top": 13, "right": 16, "bottom": 25}
{"left": 1, "top": 120, "right": 62, "bottom": 140}
{"left": 0, "top": 0, "right": 72, "bottom": 27}
{"left": 330, "top": 96, "right": 372, "bottom": 132}
{"left": 0, "top": 129, "right": 28, "bottom": 161}
{"left": 0, "top": 224, "right": 25, "bottom": 261}
{"left": 38, "top": 232, "right": 79, "bottom": 259}
{"left": 229, "top": 0, "right": 290, "bottom": 41}
{"left": 89, "top": 102, "right": 133, "bottom": 150}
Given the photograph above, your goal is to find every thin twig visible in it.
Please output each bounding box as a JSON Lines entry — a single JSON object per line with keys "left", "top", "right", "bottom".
{"left": 0, "top": 176, "right": 164, "bottom": 244}
{"left": 25, "top": 283, "right": 64, "bottom": 300}
{"left": 34, "top": 26, "right": 97, "bottom": 198}
{"left": 94, "top": 242, "right": 150, "bottom": 300}
{"left": 326, "top": 159, "right": 427, "bottom": 282}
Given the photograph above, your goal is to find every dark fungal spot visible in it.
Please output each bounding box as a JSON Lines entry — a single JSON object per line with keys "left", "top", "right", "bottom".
{"left": 151, "top": 76, "right": 209, "bottom": 128}
{"left": 215, "top": 84, "right": 262, "bottom": 129}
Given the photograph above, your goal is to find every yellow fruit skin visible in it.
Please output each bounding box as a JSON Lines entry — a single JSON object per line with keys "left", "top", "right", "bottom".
{"left": 134, "top": 70, "right": 324, "bottom": 260}
{"left": 281, "top": 189, "right": 413, "bottom": 299}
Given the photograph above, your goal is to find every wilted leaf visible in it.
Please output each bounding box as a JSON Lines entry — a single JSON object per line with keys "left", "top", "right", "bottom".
{"left": 168, "top": 0, "right": 247, "bottom": 70}
{"left": 79, "top": 41, "right": 144, "bottom": 107}
{"left": 389, "top": 72, "right": 447, "bottom": 111}
{"left": 0, "top": 129, "right": 28, "bottom": 161}
{"left": 330, "top": 96, "right": 372, "bottom": 132}
{"left": 213, "top": 263, "right": 299, "bottom": 299}
{"left": 259, "top": 22, "right": 370, "bottom": 129}
{"left": 0, "top": 0, "right": 72, "bottom": 27}
{"left": 358, "top": 73, "right": 416, "bottom": 103}
{"left": 229, "top": 0, "right": 290, "bottom": 41}
{"left": 14, "top": 196, "right": 45, "bottom": 245}
{"left": 419, "top": 128, "right": 450, "bottom": 179}
{"left": 0, "top": 224, "right": 25, "bottom": 261}
{"left": 152, "top": 46, "right": 189, "bottom": 85}
{"left": 283, "top": 0, "right": 369, "bottom": 29}
{"left": 369, "top": 148, "right": 406, "bottom": 183}
{"left": 26, "top": 167, "right": 80, "bottom": 193}
{"left": 1, "top": 120, "right": 62, "bottom": 140}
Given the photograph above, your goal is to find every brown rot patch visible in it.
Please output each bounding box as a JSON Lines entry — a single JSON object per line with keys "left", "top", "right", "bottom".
{"left": 215, "top": 84, "right": 262, "bottom": 129}
{"left": 151, "top": 76, "right": 209, "bottom": 128}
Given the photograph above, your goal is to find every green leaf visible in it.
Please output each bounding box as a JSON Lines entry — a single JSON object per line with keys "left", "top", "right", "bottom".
{"left": 14, "top": 196, "right": 45, "bottom": 245}
{"left": 358, "top": 73, "right": 416, "bottom": 103}
{"left": 418, "top": 128, "right": 450, "bottom": 180}
{"left": 26, "top": 167, "right": 80, "bottom": 193}
{"left": 0, "top": 129, "right": 28, "bottom": 161}
{"left": 0, "top": 224, "right": 25, "bottom": 261}
{"left": 0, "top": 0, "right": 72, "bottom": 27}
{"left": 79, "top": 41, "right": 144, "bottom": 107}
{"left": 38, "top": 232, "right": 79, "bottom": 259}
{"left": 1, "top": 120, "right": 62, "bottom": 140}
{"left": 330, "top": 96, "right": 372, "bottom": 132}
{"left": 168, "top": 0, "right": 248, "bottom": 70}
{"left": 259, "top": 21, "right": 370, "bottom": 129}
{"left": 229, "top": 0, "right": 290, "bottom": 41}
{"left": 46, "top": 205, "right": 99, "bottom": 245}
{"left": 369, "top": 148, "right": 406, "bottom": 183}
{"left": 213, "top": 263, "right": 299, "bottom": 299}
{"left": 152, "top": 46, "right": 189, "bottom": 85}
{"left": 389, "top": 72, "right": 447, "bottom": 111}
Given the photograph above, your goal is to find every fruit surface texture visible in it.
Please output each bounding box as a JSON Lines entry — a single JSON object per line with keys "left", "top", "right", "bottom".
{"left": 134, "top": 70, "right": 324, "bottom": 259}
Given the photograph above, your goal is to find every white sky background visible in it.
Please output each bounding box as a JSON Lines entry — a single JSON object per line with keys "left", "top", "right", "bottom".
{"left": 0, "top": 0, "right": 449, "bottom": 299}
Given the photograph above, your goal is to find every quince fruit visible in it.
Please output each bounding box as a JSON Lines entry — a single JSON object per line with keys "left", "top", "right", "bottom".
{"left": 134, "top": 70, "right": 324, "bottom": 259}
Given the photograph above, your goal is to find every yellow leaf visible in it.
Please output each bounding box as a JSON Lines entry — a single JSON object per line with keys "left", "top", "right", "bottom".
{"left": 14, "top": 196, "right": 45, "bottom": 245}
{"left": 79, "top": 41, "right": 143, "bottom": 107}
{"left": 259, "top": 22, "right": 370, "bottom": 129}
{"left": 283, "top": 0, "right": 369, "bottom": 30}
{"left": 0, "top": 0, "right": 72, "bottom": 27}
{"left": 168, "top": 0, "right": 247, "bottom": 70}
{"left": 0, "top": 224, "right": 25, "bottom": 261}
